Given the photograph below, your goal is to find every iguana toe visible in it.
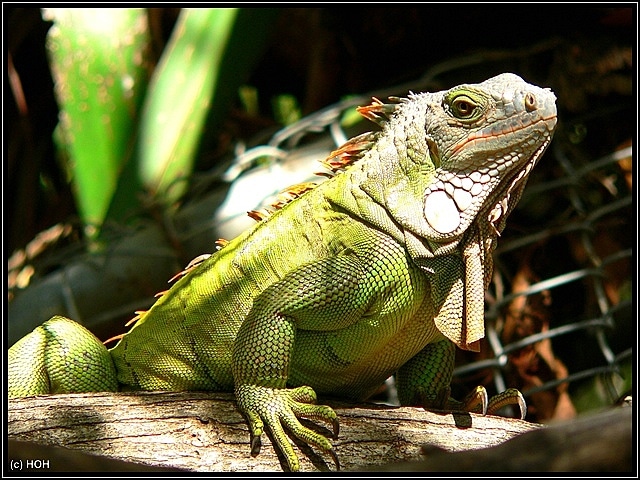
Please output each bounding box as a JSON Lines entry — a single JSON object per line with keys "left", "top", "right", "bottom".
{"left": 487, "top": 387, "right": 527, "bottom": 419}
{"left": 460, "top": 385, "right": 490, "bottom": 415}
{"left": 448, "top": 386, "right": 527, "bottom": 419}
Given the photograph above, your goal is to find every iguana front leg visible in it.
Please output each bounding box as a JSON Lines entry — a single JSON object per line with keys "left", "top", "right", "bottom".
{"left": 396, "top": 339, "right": 526, "bottom": 418}
{"left": 232, "top": 255, "right": 373, "bottom": 471}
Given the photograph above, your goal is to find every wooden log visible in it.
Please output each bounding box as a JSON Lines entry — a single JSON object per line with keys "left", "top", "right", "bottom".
{"left": 8, "top": 391, "right": 538, "bottom": 472}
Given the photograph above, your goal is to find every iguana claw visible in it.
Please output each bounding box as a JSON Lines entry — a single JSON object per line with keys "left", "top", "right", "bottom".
{"left": 460, "top": 385, "right": 490, "bottom": 415}
{"left": 331, "top": 417, "right": 340, "bottom": 438}
{"left": 250, "top": 435, "right": 262, "bottom": 456}
{"left": 329, "top": 448, "right": 341, "bottom": 471}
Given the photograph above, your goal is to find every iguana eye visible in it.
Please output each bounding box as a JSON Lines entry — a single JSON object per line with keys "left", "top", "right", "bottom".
{"left": 450, "top": 95, "right": 478, "bottom": 119}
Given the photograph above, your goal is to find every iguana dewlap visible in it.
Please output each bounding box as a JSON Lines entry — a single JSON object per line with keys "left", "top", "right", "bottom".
{"left": 8, "top": 73, "right": 557, "bottom": 471}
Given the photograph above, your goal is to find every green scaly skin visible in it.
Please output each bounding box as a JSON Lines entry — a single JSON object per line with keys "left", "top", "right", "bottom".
{"left": 8, "top": 73, "right": 557, "bottom": 471}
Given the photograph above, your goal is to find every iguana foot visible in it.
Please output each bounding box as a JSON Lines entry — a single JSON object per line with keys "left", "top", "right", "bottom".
{"left": 455, "top": 386, "right": 526, "bottom": 419}
{"left": 421, "top": 386, "right": 527, "bottom": 420}
{"left": 235, "top": 384, "right": 339, "bottom": 472}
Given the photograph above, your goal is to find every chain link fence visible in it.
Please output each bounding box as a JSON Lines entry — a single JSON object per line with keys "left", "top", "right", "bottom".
{"left": 466, "top": 140, "right": 632, "bottom": 421}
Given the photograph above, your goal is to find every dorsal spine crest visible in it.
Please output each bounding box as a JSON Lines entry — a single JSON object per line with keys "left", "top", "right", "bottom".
{"left": 245, "top": 96, "right": 402, "bottom": 222}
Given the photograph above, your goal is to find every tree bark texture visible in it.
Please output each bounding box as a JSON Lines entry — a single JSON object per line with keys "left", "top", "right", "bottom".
{"left": 8, "top": 391, "right": 540, "bottom": 472}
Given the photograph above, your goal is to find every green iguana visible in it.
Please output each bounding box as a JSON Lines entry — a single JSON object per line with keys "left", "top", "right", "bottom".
{"left": 8, "top": 73, "right": 557, "bottom": 471}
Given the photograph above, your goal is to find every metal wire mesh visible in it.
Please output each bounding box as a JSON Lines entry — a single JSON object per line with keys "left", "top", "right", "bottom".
{"left": 470, "top": 142, "right": 632, "bottom": 418}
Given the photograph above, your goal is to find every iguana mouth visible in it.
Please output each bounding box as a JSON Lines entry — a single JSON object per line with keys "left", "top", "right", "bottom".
{"left": 450, "top": 110, "right": 557, "bottom": 157}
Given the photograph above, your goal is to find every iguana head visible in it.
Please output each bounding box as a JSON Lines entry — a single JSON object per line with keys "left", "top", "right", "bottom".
{"left": 420, "top": 73, "right": 557, "bottom": 243}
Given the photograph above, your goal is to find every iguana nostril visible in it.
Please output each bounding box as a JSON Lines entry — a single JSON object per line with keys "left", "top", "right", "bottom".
{"left": 525, "top": 92, "right": 537, "bottom": 112}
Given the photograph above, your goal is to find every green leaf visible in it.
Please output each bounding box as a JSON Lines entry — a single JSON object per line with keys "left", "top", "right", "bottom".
{"left": 42, "top": 8, "right": 150, "bottom": 236}
{"left": 136, "top": 8, "right": 238, "bottom": 207}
